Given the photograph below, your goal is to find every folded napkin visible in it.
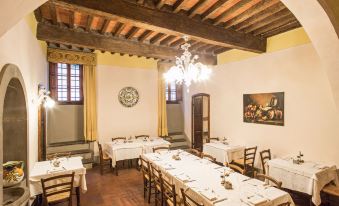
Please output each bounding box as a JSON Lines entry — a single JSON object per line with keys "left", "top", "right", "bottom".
{"left": 200, "top": 190, "right": 217, "bottom": 201}
{"left": 47, "top": 166, "right": 66, "bottom": 174}
{"left": 175, "top": 173, "right": 193, "bottom": 183}
{"left": 247, "top": 195, "right": 268, "bottom": 205}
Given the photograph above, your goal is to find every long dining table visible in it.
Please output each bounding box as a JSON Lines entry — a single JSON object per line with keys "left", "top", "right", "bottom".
{"left": 143, "top": 150, "right": 294, "bottom": 206}
{"left": 104, "top": 137, "right": 171, "bottom": 168}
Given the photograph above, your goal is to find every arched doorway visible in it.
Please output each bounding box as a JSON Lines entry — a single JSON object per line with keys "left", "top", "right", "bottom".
{"left": 0, "top": 64, "right": 29, "bottom": 202}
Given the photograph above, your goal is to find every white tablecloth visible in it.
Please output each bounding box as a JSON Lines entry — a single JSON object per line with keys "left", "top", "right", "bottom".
{"left": 104, "top": 137, "right": 170, "bottom": 167}
{"left": 267, "top": 158, "right": 339, "bottom": 205}
{"left": 29, "top": 156, "right": 87, "bottom": 197}
{"left": 143, "top": 150, "right": 294, "bottom": 206}
{"left": 203, "top": 142, "right": 245, "bottom": 164}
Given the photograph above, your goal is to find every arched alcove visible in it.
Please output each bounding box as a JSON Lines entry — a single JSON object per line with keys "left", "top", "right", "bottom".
{"left": 0, "top": 64, "right": 29, "bottom": 204}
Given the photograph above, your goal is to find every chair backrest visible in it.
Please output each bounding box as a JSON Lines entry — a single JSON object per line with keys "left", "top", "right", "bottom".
{"left": 153, "top": 146, "right": 170, "bottom": 153}
{"left": 112, "top": 137, "right": 126, "bottom": 141}
{"left": 140, "top": 155, "right": 151, "bottom": 178}
{"left": 278, "top": 202, "right": 291, "bottom": 206}
{"left": 243, "top": 146, "right": 257, "bottom": 170}
{"left": 201, "top": 153, "right": 216, "bottom": 163}
{"left": 150, "top": 164, "right": 163, "bottom": 191}
{"left": 41, "top": 172, "right": 75, "bottom": 205}
{"left": 187, "top": 149, "right": 201, "bottom": 157}
{"left": 97, "top": 142, "right": 104, "bottom": 162}
{"left": 135, "top": 135, "right": 150, "bottom": 139}
{"left": 207, "top": 137, "right": 219, "bottom": 142}
{"left": 260, "top": 149, "right": 271, "bottom": 174}
{"left": 46, "top": 152, "right": 71, "bottom": 161}
{"left": 162, "top": 177, "right": 176, "bottom": 206}
{"left": 180, "top": 188, "right": 204, "bottom": 206}
{"left": 255, "top": 173, "right": 282, "bottom": 189}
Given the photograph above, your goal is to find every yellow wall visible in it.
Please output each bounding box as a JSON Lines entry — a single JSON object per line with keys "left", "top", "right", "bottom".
{"left": 218, "top": 28, "right": 311, "bottom": 64}
{"left": 95, "top": 51, "right": 157, "bottom": 69}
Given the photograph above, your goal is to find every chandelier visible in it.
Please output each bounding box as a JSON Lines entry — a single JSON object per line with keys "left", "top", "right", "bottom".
{"left": 163, "top": 36, "right": 211, "bottom": 92}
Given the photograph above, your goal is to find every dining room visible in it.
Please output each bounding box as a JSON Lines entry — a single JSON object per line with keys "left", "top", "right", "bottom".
{"left": 1, "top": 0, "right": 339, "bottom": 206}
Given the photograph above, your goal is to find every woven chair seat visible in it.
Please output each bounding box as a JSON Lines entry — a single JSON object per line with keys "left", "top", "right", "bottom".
{"left": 47, "top": 191, "right": 71, "bottom": 203}
{"left": 323, "top": 184, "right": 339, "bottom": 197}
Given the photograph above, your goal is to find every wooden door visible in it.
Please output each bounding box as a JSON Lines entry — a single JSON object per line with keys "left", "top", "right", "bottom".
{"left": 192, "top": 93, "right": 210, "bottom": 151}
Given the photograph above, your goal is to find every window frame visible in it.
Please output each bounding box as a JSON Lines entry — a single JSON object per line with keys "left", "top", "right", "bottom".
{"left": 166, "top": 82, "right": 182, "bottom": 104}
{"left": 49, "top": 62, "right": 84, "bottom": 105}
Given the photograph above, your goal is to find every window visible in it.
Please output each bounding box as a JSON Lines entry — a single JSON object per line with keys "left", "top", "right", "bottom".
{"left": 49, "top": 63, "right": 83, "bottom": 104}
{"left": 166, "top": 82, "right": 182, "bottom": 103}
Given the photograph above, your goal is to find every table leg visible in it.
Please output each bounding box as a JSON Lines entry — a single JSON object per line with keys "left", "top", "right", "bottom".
{"left": 76, "top": 187, "right": 81, "bottom": 206}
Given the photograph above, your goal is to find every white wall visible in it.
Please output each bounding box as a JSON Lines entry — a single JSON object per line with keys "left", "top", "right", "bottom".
{"left": 184, "top": 44, "right": 339, "bottom": 167}
{"left": 0, "top": 19, "right": 47, "bottom": 171}
{"left": 97, "top": 65, "right": 158, "bottom": 143}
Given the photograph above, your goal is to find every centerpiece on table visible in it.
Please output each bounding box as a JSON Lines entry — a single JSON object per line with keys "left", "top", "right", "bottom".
{"left": 221, "top": 137, "right": 229, "bottom": 145}
{"left": 293, "top": 151, "right": 304, "bottom": 164}
{"left": 172, "top": 150, "right": 181, "bottom": 161}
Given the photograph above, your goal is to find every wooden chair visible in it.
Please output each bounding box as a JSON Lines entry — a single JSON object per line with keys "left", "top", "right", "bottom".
{"left": 162, "top": 176, "right": 177, "bottom": 206}
{"left": 153, "top": 146, "right": 170, "bottom": 153}
{"left": 140, "top": 156, "right": 153, "bottom": 203}
{"left": 230, "top": 146, "right": 258, "bottom": 177}
{"left": 278, "top": 202, "right": 291, "bottom": 206}
{"left": 260, "top": 149, "right": 271, "bottom": 174}
{"left": 207, "top": 137, "right": 219, "bottom": 142}
{"left": 97, "top": 142, "right": 112, "bottom": 175}
{"left": 41, "top": 172, "right": 75, "bottom": 206}
{"left": 112, "top": 137, "right": 126, "bottom": 141}
{"left": 46, "top": 152, "right": 71, "bottom": 161}
{"left": 255, "top": 172, "right": 282, "bottom": 189}
{"left": 180, "top": 188, "right": 204, "bottom": 206}
{"left": 201, "top": 153, "right": 217, "bottom": 163}
{"left": 225, "top": 162, "right": 244, "bottom": 174}
{"left": 151, "top": 164, "right": 164, "bottom": 206}
{"left": 322, "top": 182, "right": 339, "bottom": 205}
{"left": 135, "top": 135, "right": 150, "bottom": 139}
{"left": 187, "top": 149, "right": 201, "bottom": 157}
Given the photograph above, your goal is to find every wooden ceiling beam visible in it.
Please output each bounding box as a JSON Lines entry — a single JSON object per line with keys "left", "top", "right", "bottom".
{"left": 49, "top": 3, "right": 58, "bottom": 25}
{"left": 156, "top": 0, "right": 166, "bottom": 9}
{"left": 170, "top": 38, "right": 185, "bottom": 47}
{"left": 112, "top": 22, "right": 125, "bottom": 37}
{"left": 201, "top": 0, "right": 228, "bottom": 21}
{"left": 52, "top": 0, "right": 266, "bottom": 53}
{"left": 234, "top": 3, "right": 286, "bottom": 31}
{"left": 150, "top": 33, "right": 166, "bottom": 44}
{"left": 37, "top": 23, "right": 217, "bottom": 65}
{"left": 160, "top": 35, "right": 176, "bottom": 46}
{"left": 253, "top": 16, "right": 298, "bottom": 36}
{"left": 125, "top": 26, "right": 140, "bottom": 39}
{"left": 69, "top": 10, "right": 75, "bottom": 29}
{"left": 187, "top": 0, "right": 209, "bottom": 18}
{"left": 86, "top": 15, "right": 94, "bottom": 31}
{"left": 224, "top": 0, "right": 281, "bottom": 29}
{"left": 213, "top": 0, "right": 254, "bottom": 25}
{"left": 101, "top": 19, "right": 111, "bottom": 34}
{"left": 173, "top": 0, "right": 186, "bottom": 13}
{"left": 262, "top": 21, "right": 301, "bottom": 37}
{"left": 242, "top": 10, "right": 292, "bottom": 33}
{"left": 138, "top": 30, "right": 153, "bottom": 42}
{"left": 214, "top": 47, "right": 231, "bottom": 54}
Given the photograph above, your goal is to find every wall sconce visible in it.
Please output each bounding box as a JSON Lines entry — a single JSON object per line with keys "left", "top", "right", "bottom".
{"left": 38, "top": 84, "right": 55, "bottom": 108}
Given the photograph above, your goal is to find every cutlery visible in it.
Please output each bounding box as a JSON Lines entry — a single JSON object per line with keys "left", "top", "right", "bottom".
{"left": 213, "top": 197, "right": 227, "bottom": 204}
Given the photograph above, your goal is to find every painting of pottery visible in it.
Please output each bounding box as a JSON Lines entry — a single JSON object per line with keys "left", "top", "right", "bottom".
{"left": 3, "top": 161, "right": 25, "bottom": 187}
{"left": 243, "top": 92, "right": 284, "bottom": 126}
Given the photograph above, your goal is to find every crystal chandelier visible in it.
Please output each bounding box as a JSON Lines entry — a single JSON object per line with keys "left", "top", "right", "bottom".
{"left": 163, "top": 36, "right": 211, "bottom": 92}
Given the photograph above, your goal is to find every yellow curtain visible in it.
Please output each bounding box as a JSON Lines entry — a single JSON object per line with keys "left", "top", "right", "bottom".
{"left": 158, "top": 62, "right": 169, "bottom": 137}
{"left": 83, "top": 65, "right": 98, "bottom": 141}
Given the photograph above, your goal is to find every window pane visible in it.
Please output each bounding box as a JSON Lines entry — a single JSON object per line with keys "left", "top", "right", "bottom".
{"left": 57, "top": 63, "right": 68, "bottom": 101}
{"left": 70, "top": 64, "right": 81, "bottom": 101}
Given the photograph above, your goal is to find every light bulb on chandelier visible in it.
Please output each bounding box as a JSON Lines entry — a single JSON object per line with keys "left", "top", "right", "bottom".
{"left": 163, "top": 36, "right": 212, "bottom": 92}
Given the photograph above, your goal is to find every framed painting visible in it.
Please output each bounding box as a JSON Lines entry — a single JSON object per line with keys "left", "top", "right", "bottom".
{"left": 243, "top": 92, "right": 284, "bottom": 126}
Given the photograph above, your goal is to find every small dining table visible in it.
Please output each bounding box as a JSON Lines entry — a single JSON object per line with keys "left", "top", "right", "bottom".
{"left": 104, "top": 137, "right": 171, "bottom": 168}
{"left": 267, "top": 158, "right": 339, "bottom": 206}
{"left": 29, "top": 156, "right": 87, "bottom": 206}
{"left": 203, "top": 141, "right": 245, "bottom": 164}
{"left": 143, "top": 150, "right": 294, "bottom": 206}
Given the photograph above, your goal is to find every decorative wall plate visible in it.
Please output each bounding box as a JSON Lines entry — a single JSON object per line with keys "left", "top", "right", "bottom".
{"left": 118, "top": 87, "right": 139, "bottom": 107}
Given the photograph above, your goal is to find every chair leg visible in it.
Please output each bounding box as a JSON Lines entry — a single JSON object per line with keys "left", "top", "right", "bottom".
{"left": 115, "top": 166, "right": 118, "bottom": 176}
{"left": 100, "top": 164, "right": 103, "bottom": 175}
{"left": 76, "top": 187, "right": 80, "bottom": 206}
{"left": 148, "top": 181, "right": 152, "bottom": 203}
